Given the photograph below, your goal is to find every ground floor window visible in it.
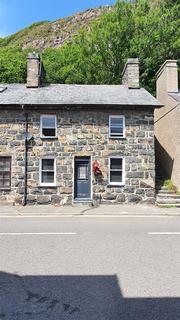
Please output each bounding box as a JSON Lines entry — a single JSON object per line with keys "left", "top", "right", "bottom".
{"left": 39, "top": 158, "right": 56, "bottom": 186}
{"left": 109, "top": 157, "right": 125, "bottom": 185}
{"left": 0, "top": 157, "right": 11, "bottom": 189}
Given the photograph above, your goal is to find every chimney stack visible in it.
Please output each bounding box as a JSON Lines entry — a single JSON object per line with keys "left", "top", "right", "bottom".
{"left": 27, "top": 52, "right": 41, "bottom": 88}
{"left": 156, "top": 60, "right": 178, "bottom": 96}
{"left": 122, "top": 58, "right": 139, "bottom": 89}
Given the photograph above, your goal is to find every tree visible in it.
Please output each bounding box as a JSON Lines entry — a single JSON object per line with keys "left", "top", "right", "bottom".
{"left": 43, "top": 0, "right": 179, "bottom": 93}
{"left": 0, "top": 47, "right": 27, "bottom": 83}
{"left": 0, "top": 0, "right": 179, "bottom": 94}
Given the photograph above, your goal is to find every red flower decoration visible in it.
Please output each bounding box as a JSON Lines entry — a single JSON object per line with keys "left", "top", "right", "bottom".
{"left": 92, "top": 160, "right": 102, "bottom": 176}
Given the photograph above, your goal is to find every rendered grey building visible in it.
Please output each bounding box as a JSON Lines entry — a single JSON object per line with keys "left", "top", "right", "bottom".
{"left": 0, "top": 54, "right": 162, "bottom": 206}
{"left": 155, "top": 60, "right": 180, "bottom": 189}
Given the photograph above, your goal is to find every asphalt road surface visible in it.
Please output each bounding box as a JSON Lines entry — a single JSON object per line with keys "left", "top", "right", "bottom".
{"left": 0, "top": 216, "right": 180, "bottom": 319}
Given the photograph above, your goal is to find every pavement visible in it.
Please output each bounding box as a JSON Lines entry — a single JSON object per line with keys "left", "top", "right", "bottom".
{"left": 1, "top": 203, "right": 180, "bottom": 217}
{"left": 1, "top": 215, "right": 180, "bottom": 319}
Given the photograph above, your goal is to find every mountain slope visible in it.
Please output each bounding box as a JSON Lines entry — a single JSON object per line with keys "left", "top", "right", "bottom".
{"left": 0, "top": 0, "right": 179, "bottom": 94}
{"left": 0, "top": 6, "right": 113, "bottom": 50}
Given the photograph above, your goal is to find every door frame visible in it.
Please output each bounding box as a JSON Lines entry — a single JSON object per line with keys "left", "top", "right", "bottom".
{"left": 73, "top": 155, "right": 92, "bottom": 202}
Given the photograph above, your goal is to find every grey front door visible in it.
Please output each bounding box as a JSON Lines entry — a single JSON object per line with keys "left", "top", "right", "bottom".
{"left": 74, "top": 157, "right": 91, "bottom": 200}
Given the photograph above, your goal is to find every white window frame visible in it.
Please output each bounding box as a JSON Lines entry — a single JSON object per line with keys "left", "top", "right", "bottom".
{"left": 39, "top": 158, "right": 56, "bottom": 187}
{"left": 108, "top": 157, "right": 125, "bottom": 186}
{"left": 40, "top": 115, "right": 57, "bottom": 138}
{"left": 109, "top": 115, "right": 125, "bottom": 138}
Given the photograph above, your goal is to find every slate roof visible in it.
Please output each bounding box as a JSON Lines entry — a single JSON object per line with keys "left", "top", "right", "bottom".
{"left": 0, "top": 84, "right": 162, "bottom": 107}
{"left": 168, "top": 92, "right": 180, "bottom": 103}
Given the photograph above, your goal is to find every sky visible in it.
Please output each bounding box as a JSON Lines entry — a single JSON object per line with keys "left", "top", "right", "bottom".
{"left": 0, "top": 0, "right": 116, "bottom": 37}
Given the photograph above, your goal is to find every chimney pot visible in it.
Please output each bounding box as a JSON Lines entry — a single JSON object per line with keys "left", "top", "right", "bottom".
{"left": 122, "top": 58, "right": 139, "bottom": 89}
{"left": 27, "top": 52, "right": 41, "bottom": 88}
{"left": 156, "top": 60, "right": 178, "bottom": 93}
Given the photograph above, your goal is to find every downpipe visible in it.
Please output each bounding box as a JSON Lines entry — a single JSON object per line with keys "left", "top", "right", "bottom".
{"left": 22, "top": 111, "right": 28, "bottom": 206}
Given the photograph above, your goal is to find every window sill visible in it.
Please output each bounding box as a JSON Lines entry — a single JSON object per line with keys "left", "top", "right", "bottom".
{"left": 109, "top": 136, "right": 126, "bottom": 139}
{"left": 107, "top": 184, "right": 125, "bottom": 187}
{"left": 40, "top": 136, "right": 58, "bottom": 140}
{"left": 0, "top": 188, "right": 11, "bottom": 191}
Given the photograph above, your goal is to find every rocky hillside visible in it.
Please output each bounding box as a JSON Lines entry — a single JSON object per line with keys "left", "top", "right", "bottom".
{"left": 0, "top": 6, "right": 113, "bottom": 50}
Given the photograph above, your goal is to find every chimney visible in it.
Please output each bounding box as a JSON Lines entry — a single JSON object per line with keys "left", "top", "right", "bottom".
{"left": 27, "top": 52, "right": 41, "bottom": 88}
{"left": 156, "top": 60, "right": 178, "bottom": 95}
{"left": 122, "top": 58, "right": 139, "bottom": 89}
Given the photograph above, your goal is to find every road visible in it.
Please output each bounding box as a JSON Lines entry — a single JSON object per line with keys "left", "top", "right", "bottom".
{"left": 0, "top": 215, "right": 180, "bottom": 319}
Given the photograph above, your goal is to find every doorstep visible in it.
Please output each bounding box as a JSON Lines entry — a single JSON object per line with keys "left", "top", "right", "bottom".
{"left": 73, "top": 199, "right": 93, "bottom": 206}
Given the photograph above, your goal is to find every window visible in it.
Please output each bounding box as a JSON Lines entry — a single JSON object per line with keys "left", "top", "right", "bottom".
{"left": 109, "top": 157, "right": 125, "bottom": 185}
{"left": 40, "top": 115, "right": 57, "bottom": 138}
{"left": 40, "top": 158, "right": 56, "bottom": 186}
{"left": 0, "top": 157, "right": 11, "bottom": 189}
{"left": 109, "top": 115, "right": 125, "bottom": 138}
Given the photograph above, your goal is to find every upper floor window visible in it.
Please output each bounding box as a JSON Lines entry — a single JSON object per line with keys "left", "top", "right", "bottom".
{"left": 39, "top": 158, "right": 56, "bottom": 187}
{"left": 109, "top": 157, "right": 125, "bottom": 186}
{"left": 109, "top": 115, "right": 125, "bottom": 138}
{"left": 40, "top": 115, "right": 57, "bottom": 138}
{"left": 0, "top": 157, "right": 11, "bottom": 189}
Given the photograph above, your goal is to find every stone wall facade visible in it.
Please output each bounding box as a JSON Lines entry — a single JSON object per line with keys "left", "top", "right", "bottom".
{"left": 0, "top": 106, "right": 155, "bottom": 205}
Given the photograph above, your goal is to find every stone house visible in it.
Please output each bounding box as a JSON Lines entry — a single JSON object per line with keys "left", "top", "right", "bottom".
{"left": 155, "top": 60, "right": 180, "bottom": 189}
{"left": 0, "top": 53, "right": 161, "bottom": 206}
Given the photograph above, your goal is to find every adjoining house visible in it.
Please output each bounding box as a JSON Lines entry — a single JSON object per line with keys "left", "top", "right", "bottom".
{"left": 0, "top": 53, "right": 162, "bottom": 206}
{"left": 155, "top": 60, "right": 180, "bottom": 189}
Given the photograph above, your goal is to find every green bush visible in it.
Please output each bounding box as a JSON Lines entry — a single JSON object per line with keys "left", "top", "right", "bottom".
{"left": 164, "top": 179, "right": 177, "bottom": 192}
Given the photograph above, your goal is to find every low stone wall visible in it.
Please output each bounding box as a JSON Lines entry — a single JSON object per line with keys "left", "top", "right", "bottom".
{"left": 0, "top": 106, "right": 155, "bottom": 205}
